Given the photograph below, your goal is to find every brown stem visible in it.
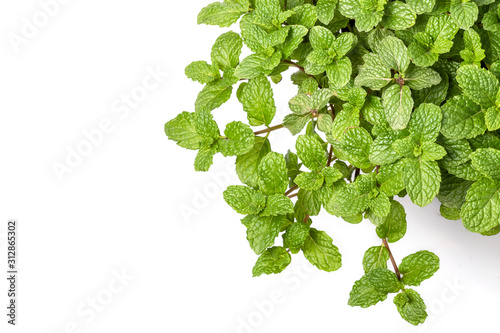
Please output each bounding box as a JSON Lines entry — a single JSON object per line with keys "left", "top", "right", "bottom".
{"left": 254, "top": 124, "right": 285, "bottom": 135}
{"left": 281, "top": 60, "right": 317, "bottom": 80}
{"left": 303, "top": 214, "right": 310, "bottom": 223}
{"left": 288, "top": 193, "right": 298, "bottom": 198}
{"left": 382, "top": 238, "right": 401, "bottom": 281}
{"left": 285, "top": 185, "right": 298, "bottom": 196}
{"left": 353, "top": 168, "right": 361, "bottom": 182}
{"left": 327, "top": 145, "right": 334, "bottom": 167}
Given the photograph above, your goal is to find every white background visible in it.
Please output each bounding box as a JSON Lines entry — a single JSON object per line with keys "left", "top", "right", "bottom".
{"left": 0, "top": 1, "right": 499, "bottom": 332}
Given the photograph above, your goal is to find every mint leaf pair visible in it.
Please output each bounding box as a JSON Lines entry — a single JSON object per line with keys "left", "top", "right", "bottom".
{"left": 456, "top": 65, "right": 500, "bottom": 131}
{"left": 305, "top": 26, "right": 356, "bottom": 88}
{"left": 356, "top": 36, "right": 441, "bottom": 130}
{"left": 408, "top": 14, "right": 459, "bottom": 67}
{"left": 350, "top": 250, "right": 439, "bottom": 325}
{"left": 284, "top": 89, "right": 334, "bottom": 135}
{"left": 393, "top": 104, "right": 445, "bottom": 206}
{"left": 339, "top": 0, "right": 414, "bottom": 32}
{"left": 460, "top": 148, "right": 500, "bottom": 234}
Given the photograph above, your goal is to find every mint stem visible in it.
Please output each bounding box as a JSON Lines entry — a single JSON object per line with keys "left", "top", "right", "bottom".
{"left": 254, "top": 124, "right": 285, "bottom": 135}
{"left": 285, "top": 185, "right": 298, "bottom": 196}
{"left": 382, "top": 238, "right": 402, "bottom": 281}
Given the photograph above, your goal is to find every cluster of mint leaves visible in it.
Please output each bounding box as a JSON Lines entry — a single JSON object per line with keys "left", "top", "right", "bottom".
{"left": 165, "top": 0, "right": 500, "bottom": 325}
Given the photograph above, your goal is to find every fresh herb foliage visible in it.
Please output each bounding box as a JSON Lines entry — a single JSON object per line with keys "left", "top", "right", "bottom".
{"left": 166, "top": 0, "right": 500, "bottom": 325}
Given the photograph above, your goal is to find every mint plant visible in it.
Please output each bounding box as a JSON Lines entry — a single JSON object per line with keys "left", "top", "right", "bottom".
{"left": 165, "top": 0, "right": 500, "bottom": 325}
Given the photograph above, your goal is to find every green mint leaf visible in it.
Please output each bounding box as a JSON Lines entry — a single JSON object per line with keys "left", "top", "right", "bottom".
{"left": 426, "top": 13, "right": 459, "bottom": 41}
{"left": 356, "top": 11, "right": 385, "bottom": 33}
{"left": 289, "top": 94, "right": 313, "bottom": 114}
{"left": 367, "top": 267, "right": 404, "bottom": 293}
{"left": 218, "top": 121, "right": 255, "bottom": 156}
{"left": 354, "top": 53, "right": 393, "bottom": 90}
{"left": 369, "top": 192, "right": 392, "bottom": 217}
{"left": 440, "top": 95, "right": 486, "bottom": 139}
{"left": 375, "top": 200, "right": 407, "bottom": 242}
{"left": 461, "top": 177, "right": 500, "bottom": 233}
{"left": 298, "top": 77, "right": 319, "bottom": 96}
{"left": 240, "top": 75, "right": 276, "bottom": 126}
{"left": 277, "top": 25, "right": 309, "bottom": 58}
{"left": 165, "top": 111, "right": 205, "bottom": 150}
{"left": 393, "top": 289, "right": 428, "bottom": 325}
{"left": 412, "top": 69, "right": 449, "bottom": 108}
{"left": 326, "top": 57, "right": 352, "bottom": 89}
{"left": 363, "top": 245, "right": 390, "bottom": 274}
{"left": 261, "top": 194, "right": 295, "bottom": 216}
{"left": 194, "top": 146, "right": 218, "bottom": 171}
{"left": 283, "top": 222, "right": 311, "bottom": 253}
{"left": 460, "top": 28, "right": 486, "bottom": 66}
{"left": 348, "top": 275, "right": 387, "bottom": 307}
{"left": 325, "top": 175, "right": 376, "bottom": 216}
{"left": 302, "top": 228, "right": 342, "bottom": 272}
{"left": 284, "top": 113, "right": 311, "bottom": 135}
{"left": 333, "top": 32, "right": 357, "bottom": 58}
{"left": 223, "top": 185, "right": 266, "bottom": 214}
{"left": 408, "top": 103, "right": 442, "bottom": 143}
{"left": 258, "top": 151, "right": 289, "bottom": 195}
{"left": 211, "top": 31, "right": 243, "bottom": 70}
{"left": 482, "top": 10, "right": 500, "bottom": 33}
{"left": 198, "top": 0, "right": 250, "bottom": 27}
{"left": 437, "top": 172, "right": 473, "bottom": 209}
{"left": 440, "top": 204, "right": 462, "bottom": 220}
{"left": 311, "top": 89, "right": 335, "bottom": 110}
{"left": 450, "top": 0, "right": 478, "bottom": 30}
{"left": 399, "top": 250, "right": 440, "bottom": 286}
{"left": 404, "top": 66, "right": 442, "bottom": 90}
{"left": 185, "top": 61, "right": 220, "bottom": 84}
{"left": 377, "top": 160, "right": 406, "bottom": 196}
{"left": 252, "top": 246, "right": 291, "bottom": 277}
{"left": 362, "top": 95, "right": 386, "bottom": 126}
{"left": 340, "top": 127, "right": 373, "bottom": 169}
{"left": 285, "top": 150, "right": 301, "bottom": 185}
{"left": 296, "top": 135, "right": 327, "bottom": 171}
{"left": 369, "top": 131, "right": 407, "bottom": 166}
{"left": 421, "top": 142, "right": 447, "bottom": 161}
{"left": 235, "top": 52, "right": 281, "bottom": 79}
{"left": 288, "top": 4, "right": 318, "bottom": 29}
{"left": 376, "top": 36, "right": 410, "bottom": 73}
{"left": 477, "top": 29, "right": 500, "bottom": 63}
{"left": 392, "top": 137, "right": 417, "bottom": 157}
{"left": 456, "top": 65, "right": 499, "bottom": 108}
{"left": 330, "top": 104, "right": 361, "bottom": 140}
{"left": 382, "top": 83, "right": 413, "bottom": 130}
{"left": 408, "top": 40, "right": 439, "bottom": 67}
{"left": 322, "top": 166, "right": 344, "bottom": 185}
{"left": 195, "top": 77, "right": 236, "bottom": 112}
{"left": 195, "top": 108, "right": 220, "bottom": 141}
{"left": 309, "top": 26, "right": 335, "bottom": 50}
{"left": 246, "top": 214, "right": 285, "bottom": 254}
{"left": 294, "top": 171, "right": 325, "bottom": 190}
{"left": 485, "top": 106, "right": 500, "bottom": 131}
{"left": 294, "top": 189, "right": 322, "bottom": 221}
{"left": 316, "top": 0, "right": 337, "bottom": 25}
{"left": 307, "top": 50, "right": 333, "bottom": 65}
{"left": 406, "top": 0, "right": 436, "bottom": 14}
{"left": 381, "top": 1, "right": 416, "bottom": 31}
{"left": 470, "top": 148, "right": 500, "bottom": 180}
{"left": 236, "top": 136, "right": 271, "bottom": 188}
{"left": 403, "top": 157, "right": 441, "bottom": 207}
{"left": 317, "top": 113, "right": 334, "bottom": 133}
